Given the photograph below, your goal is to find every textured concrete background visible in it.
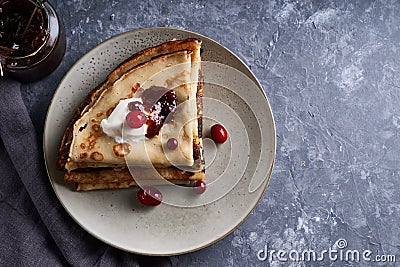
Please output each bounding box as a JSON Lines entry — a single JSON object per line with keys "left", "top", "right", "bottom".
{"left": 24, "top": 0, "right": 400, "bottom": 266}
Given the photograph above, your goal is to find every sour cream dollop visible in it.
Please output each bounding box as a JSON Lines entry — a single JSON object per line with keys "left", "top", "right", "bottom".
{"left": 100, "top": 98, "right": 147, "bottom": 143}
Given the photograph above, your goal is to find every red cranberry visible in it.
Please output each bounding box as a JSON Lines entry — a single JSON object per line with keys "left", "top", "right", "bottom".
{"left": 167, "top": 138, "right": 178, "bottom": 150}
{"left": 126, "top": 110, "right": 147, "bottom": 129}
{"left": 211, "top": 124, "right": 228, "bottom": 144}
{"left": 128, "top": 101, "right": 144, "bottom": 111}
{"left": 193, "top": 180, "right": 206, "bottom": 194}
{"left": 137, "top": 186, "right": 163, "bottom": 206}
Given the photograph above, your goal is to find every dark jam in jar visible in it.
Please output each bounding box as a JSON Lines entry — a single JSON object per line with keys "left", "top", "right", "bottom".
{"left": 142, "top": 86, "right": 177, "bottom": 138}
{"left": 0, "top": 0, "right": 47, "bottom": 57}
{"left": 0, "top": 0, "right": 66, "bottom": 82}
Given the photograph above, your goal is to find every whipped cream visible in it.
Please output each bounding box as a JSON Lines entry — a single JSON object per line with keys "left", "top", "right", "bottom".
{"left": 100, "top": 98, "right": 147, "bottom": 143}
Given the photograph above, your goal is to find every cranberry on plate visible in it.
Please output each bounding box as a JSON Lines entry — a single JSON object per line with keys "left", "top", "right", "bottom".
{"left": 193, "top": 180, "right": 206, "bottom": 194}
{"left": 137, "top": 186, "right": 163, "bottom": 206}
{"left": 211, "top": 124, "right": 228, "bottom": 144}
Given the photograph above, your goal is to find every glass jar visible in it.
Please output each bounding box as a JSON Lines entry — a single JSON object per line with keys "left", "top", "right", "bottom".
{"left": 0, "top": 0, "right": 66, "bottom": 83}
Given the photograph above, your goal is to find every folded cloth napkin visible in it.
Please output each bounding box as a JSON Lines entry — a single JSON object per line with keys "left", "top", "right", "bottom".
{"left": 0, "top": 79, "right": 171, "bottom": 267}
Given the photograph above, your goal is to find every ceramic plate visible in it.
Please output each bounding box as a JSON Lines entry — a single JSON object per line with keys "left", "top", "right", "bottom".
{"left": 44, "top": 27, "right": 276, "bottom": 255}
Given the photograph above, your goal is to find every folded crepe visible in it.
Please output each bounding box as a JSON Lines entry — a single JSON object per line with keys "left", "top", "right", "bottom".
{"left": 57, "top": 38, "right": 204, "bottom": 190}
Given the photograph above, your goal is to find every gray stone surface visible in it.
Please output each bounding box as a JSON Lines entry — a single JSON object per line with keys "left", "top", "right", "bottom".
{"left": 23, "top": 0, "right": 400, "bottom": 266}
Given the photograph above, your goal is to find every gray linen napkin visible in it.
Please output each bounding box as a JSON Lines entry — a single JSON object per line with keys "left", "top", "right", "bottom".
{"left": 0, "top": 79, "right": 171, "bottom": 267}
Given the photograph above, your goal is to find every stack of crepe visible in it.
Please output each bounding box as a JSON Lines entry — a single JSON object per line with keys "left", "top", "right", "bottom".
{"left": 57, "top": 38, "right": 204, "bottom": 190}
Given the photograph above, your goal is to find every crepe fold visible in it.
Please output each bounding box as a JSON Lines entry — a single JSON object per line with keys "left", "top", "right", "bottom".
{"left": 57, "top": 38, "right": 204, "bottom": 190}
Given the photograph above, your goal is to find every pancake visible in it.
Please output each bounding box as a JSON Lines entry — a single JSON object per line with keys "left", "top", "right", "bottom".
{"left": 57, "top": 38, "right": 204, "bottom": 190}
